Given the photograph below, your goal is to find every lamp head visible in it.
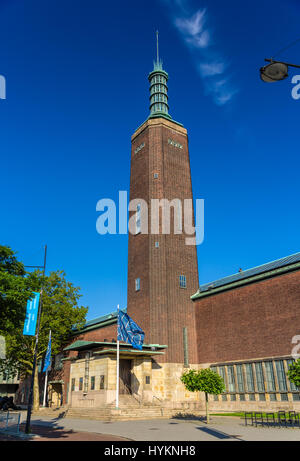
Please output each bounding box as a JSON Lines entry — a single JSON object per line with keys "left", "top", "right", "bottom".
{"left": 260, "top": 61, "right": 289, "bottom": 82}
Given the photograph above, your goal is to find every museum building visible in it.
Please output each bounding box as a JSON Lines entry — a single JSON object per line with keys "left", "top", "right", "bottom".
{"left": 14, "top": 46, "right": 300, "bottom": 414}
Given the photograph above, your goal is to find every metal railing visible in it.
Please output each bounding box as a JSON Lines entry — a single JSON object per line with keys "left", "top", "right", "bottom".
{"left": 0, "top": 411, "right": 22, "bottom": 433}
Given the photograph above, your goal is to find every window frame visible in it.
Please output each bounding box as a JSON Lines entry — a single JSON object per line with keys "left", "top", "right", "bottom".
{"left": 179, "top": 275, "right": 187, "bottom": 289}
{"left": 135, "top": 278, "right": 140, "bottom": 292}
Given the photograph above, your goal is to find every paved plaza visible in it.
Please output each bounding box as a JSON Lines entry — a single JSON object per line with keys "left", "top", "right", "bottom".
{"left": 1, "top": 412, "right": 298, "bottom": 441}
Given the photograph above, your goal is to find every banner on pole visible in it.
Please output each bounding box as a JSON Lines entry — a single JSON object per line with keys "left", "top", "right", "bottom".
{"left": 23, "top": 292, "right": 40, "bottom": 336}
{"left": 43, "top": 331, "right": 52, "bottom": 372}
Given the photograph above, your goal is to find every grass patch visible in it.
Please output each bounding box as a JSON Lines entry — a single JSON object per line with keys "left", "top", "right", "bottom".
{"left": 211, "top": 412, "right": 289, "bottom": 418}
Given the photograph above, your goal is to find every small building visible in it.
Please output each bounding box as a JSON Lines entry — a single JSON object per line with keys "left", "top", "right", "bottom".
{"left": 0, "top": 371, "right": 20, "bottom": 399}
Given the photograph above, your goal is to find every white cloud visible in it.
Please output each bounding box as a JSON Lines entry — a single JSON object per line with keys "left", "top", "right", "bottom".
{"left": 161, "top": 0, "right": 238, "bottom": 106}
{"left": 204, "top": 78, "right": 239, "bottom": 106}
{"left": 199, "top": 61, "right": 227, "bottom": 77}
{"left": 175, "top": 9, "right": 210, "bottom": 49}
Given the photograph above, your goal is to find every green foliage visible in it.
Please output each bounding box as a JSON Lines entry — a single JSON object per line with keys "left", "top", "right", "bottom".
{"left": 181, "top": 368, "right": 225, "bottom": 395}
{"left": 0, "top": 245, "right": 34, "bottom": 334}
{"left": 181, "top": 368, "right": 225, "bottom": 424}
{"left": 287, "top": 359, "right": 300, "bottom": 388}
{"left": 4, "top": 269, "right": 88, "bottom": 378}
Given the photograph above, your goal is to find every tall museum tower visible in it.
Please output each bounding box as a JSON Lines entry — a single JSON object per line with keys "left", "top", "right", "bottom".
{"left": 127, "top": 37, "right": 199, "bottom": 366}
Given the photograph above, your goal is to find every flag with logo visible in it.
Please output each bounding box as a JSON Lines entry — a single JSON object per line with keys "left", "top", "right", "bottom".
{"left": 43, "top": 330, "right": 52, "bottom": 372}
{"left": 23, "top": 292, "right": 40, "bottom": 336}
{"left": 117, "top": 311, "right": 144, "bottom": 350}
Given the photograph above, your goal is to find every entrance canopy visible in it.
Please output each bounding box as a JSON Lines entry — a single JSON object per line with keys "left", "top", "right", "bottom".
{"left": 64, "top": 340, "right": 167, "bottom": 358}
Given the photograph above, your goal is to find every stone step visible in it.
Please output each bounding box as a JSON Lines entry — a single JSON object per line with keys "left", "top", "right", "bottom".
{"left": 68, "top": 408, "right": 173, "bottom": 415}
{"left": 33, "top": 405, "right": 204, "bottom": 422}
{"left": 67, "top": 408, "right": 174, "bottom": 417}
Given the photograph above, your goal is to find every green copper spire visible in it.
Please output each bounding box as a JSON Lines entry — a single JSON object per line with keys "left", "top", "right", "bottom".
{"left": 148, "top": 31, "right": 172, "bottom": 121}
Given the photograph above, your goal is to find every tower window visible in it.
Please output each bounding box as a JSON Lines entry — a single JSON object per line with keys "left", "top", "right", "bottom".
{"left": 155, "top": 242, "right": 159, "bottom": 248}
{"left": 179, "top": 275, "right": 186, "bottom": 288}
{"left": 136, "top": 203, "right": 141, "bottom": 234}
{"left": 135, "top": 278, "right": 140, "bottom": 291}
{"left": 154, "top": 173, "right": 158, "bottom": 179}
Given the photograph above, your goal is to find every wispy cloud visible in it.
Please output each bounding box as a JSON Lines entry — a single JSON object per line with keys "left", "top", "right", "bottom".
{"left": 175, "top": 10, "right": 210, "bottom": 48}
{"left": 205, "top": 78, "right": 239, "bottom": 106}
{"left": 199, "top": 61, "right": 226, "bottom": 77}
{"left": 161, "top": 1, "right": 238, "bottom": 106}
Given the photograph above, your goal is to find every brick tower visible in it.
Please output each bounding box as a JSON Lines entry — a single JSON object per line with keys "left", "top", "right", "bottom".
{"left": 127, "top": 36, "right": 199, "bottom": 366}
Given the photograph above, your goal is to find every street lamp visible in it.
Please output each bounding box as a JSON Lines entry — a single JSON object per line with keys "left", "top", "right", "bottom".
{"left": 260, "top": 58, "right": 300, "bottom": 82}
{"left": 24, "top": 245, "right": 47, "bottom": 434}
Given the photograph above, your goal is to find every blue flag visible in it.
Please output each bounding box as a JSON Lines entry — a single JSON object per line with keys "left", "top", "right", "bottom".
{"left": 117, "top": 311, "right": 144, "bottom": 350}
{"left": 23, "top": 292, "right": 40, "bottom": 336}
{"left": 43, "top": 331, "right": 51, "bottom": 372}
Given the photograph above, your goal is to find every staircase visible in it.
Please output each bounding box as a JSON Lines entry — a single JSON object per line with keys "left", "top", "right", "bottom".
{"left": 34, "top": 395, "right": 204, "bottom": 422}
{"left": 32, "top": 406, "right": 70, "bottom": 419}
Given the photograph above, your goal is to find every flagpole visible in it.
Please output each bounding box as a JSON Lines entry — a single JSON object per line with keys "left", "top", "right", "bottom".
{"left": 43, "top": 369, "right": 48, "bottom": 407}
{"left": 43, "top": 330, "right": 51, "bottom": 407}
{"left": 116, "top": 304, "right": 120, "bottom": 409}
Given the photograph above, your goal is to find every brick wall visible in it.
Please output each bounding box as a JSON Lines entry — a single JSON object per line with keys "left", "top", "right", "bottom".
{"left": 127, "top": 117, "right": 199, "bottom": 364}
{"left": 76, "top": 324, "right": 117, "bottom": 343}
{"left": 194, "top": 269, "right": 300, "bottom": 363}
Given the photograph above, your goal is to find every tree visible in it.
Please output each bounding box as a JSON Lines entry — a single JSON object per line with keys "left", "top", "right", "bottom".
{"left": 4, "top": 270, "right": 88, "bottom": 410}
{"left": 0, "top": 245, "right": 33, "bottom": 334}
{"left": 287, "top": 359, "right": 300, "bottom": 389}
{"left": 181, "top": 368, "right": 225, "bottom": 423}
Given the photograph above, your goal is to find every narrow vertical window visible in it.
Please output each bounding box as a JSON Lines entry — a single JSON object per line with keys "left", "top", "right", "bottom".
{"left": 91, "top": 376, "right": 95, "bottom": 390}
{"left": 179, "top": 275, "right": 186, "bottom": 288}
{"left": 176, "top": 200, "right": 182, "bottom": 233}
{"left": 255, "top": 362, "right": 265, "bottom": 392}
{"left": 245, "top": 363, "right": 255, "bottom": 392}
{"left": 264, "top": 361, "right": 276, "bottom": 392}
{"left": 219, "top": 366, "right": 227, "bottom": 391}
{"left": 100, "top": 375, "right": 105, "bottom": 390}
{"left": 136, "top": 203, "right": 141, "bottom": 234}
{"left": 275, "top": 360, "right": 288, "bottom": 391}
{"left": 71, "top": 378, "right": 75, "bottom": 392}
{"left": 227, "top": 366, "right": 236, "bottom": 392}
{"left": 79, "top": 377, "right": 83, "bottom": 391}
{"left": 236, "top": 364, "right": 245, "bottom": 392}
{"left": 135, "top": 278, "right": 140, "bottom": 291}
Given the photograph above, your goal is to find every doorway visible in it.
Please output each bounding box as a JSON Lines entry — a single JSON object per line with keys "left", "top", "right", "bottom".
{"left": 49, "top": 383, "right": 63, "bottom": 408}
{"left": 119, "top": 359, "right": 132, "bottom": 394}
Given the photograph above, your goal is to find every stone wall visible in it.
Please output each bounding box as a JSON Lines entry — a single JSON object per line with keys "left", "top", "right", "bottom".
{"left": 66, "top": 353, "right": 205, "bottom": 409}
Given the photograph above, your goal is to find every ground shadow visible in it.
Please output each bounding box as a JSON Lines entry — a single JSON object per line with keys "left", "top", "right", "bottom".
{"left": 172, "top": 412, "right": 206, "bottom": 422}
{"left": 19, "top": 420, "right": 75, "bottom": 440}
{"left": 195, "top": 426, "right": 241, "bottom": 440}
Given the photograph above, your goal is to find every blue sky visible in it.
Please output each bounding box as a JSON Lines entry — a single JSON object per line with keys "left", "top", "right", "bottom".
{"left": 0, "top": 0, "right": 299, "bottom": 321}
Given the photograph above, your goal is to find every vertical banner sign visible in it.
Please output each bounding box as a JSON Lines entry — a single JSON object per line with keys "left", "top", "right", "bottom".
{"left": 43, "top": 331, "right": 52, "bottom": 372}
{"left": 23, "top": 292, "right": 41, "bottom": 336}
